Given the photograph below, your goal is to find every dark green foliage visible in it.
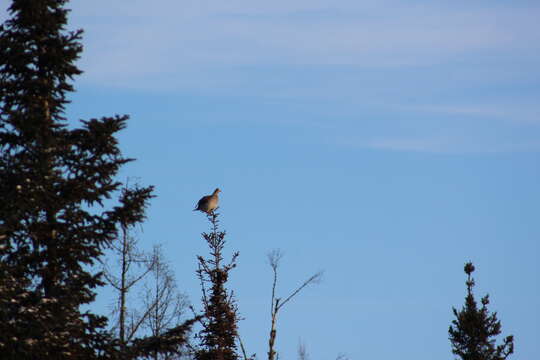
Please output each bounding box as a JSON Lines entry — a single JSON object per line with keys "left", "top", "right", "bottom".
{"left": 0, "top": 0, "right": 155, "bottom": 358}
{"left": 126, "top": 316, "right": 202, "bottom": 360}
{"left": 195, "top": 212, "right": 240, "bottom": 360}
{"left": 449, "top": 263, "right": 514, "bottom": 360}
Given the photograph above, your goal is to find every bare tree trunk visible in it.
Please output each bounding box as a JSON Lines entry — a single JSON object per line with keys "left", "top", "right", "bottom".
{"left": 119, "top": 225, "right": 128, "bottom": 354}
{"left": 102, "top": 186, "right": 161, "bottom": 356}
{"left": 266, "top": 250, "right": 322, "bottom": 360}
{"left": 267, "top": 299, "right": 279, "bottom": 360}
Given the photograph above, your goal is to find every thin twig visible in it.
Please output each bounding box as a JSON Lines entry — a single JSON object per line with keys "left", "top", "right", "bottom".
{"left": 237, "top": 334, "right": 250, "bottom": 360}
{"left": 278, "top": 271, "right": 323, "bottom": 310}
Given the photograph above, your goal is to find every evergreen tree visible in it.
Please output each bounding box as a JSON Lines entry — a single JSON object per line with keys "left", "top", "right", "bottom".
{"left": 195, "top": 212, "right": 239, "bottom": 360}
{"left": 0, "top": 1, "right": 154, "bottom": 358}
{"left": 449, "top": 262, "right": 514, "bottom": 360}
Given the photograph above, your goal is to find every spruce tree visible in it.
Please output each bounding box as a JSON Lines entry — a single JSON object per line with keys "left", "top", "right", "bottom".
{"left": 0, "top": 1, "right": 153, "bottom": 358}
{"left": 195, "top": 212, "right": 240, "bottom": 360}
{"left": 449, "top": 262, "right": 514, "bottom": 360}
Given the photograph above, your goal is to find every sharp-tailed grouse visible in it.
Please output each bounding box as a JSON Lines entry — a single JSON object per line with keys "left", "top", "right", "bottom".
{"left": 194, "top": 188, "right": 220, "bottom": 214}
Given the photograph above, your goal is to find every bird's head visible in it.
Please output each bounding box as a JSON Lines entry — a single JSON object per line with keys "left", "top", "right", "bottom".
{"left": 213, "top": 188, "right": 221, "bottom": 195}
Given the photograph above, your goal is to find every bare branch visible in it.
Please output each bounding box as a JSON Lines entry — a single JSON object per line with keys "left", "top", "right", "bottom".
{"left": 267, "top": 249, "right": 284, "bottom": 271}
{"left": 237, "top": 333, "right": 253, "bottom": 360}
{"left": 267, "top": 249, "right": 283, "bottom": 317}
{"left": 266, "top": 251, "right": 322, "bottom": 360}
{"left": 142, "top": 245, "right": 188, "bottom": 341}
{"left": 278, "top": 271, "right": 323, "bottom": 310}
{"left": 126, "top": 297, "right": 159, "bottom": 341}
{"left": 297, "top": 340, "right": 309, "bottom": 360}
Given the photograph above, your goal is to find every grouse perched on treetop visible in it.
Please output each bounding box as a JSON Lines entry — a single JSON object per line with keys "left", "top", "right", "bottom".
{"left": 194, "top": 188, "right": 220, "bottom": 214}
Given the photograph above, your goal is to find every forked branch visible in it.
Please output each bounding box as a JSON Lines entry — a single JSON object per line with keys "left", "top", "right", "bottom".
{"left": 266, "top": 249, "right": 322, "bottom": 360}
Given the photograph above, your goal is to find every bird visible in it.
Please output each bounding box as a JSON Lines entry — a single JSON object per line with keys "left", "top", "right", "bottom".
{"left": 194, "top": 188, "right": 221, "bottom": 214}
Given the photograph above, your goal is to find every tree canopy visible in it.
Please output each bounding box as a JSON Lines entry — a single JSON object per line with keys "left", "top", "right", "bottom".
{"left": 449, "top": 263, "right": 514, "bottom": 360}
{"left": 0, "top": 1, "right": 153, "bottom": 357}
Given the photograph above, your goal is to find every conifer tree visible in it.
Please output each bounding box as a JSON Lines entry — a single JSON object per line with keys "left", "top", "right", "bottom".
{"left": 449, "top": 262, "right": 514, "bottom": 360}
{"left": 0, "top": 1, "right": 154, "bottom": 358}
{"left": 194, "top": 212, "right": 240, "bottom": 360}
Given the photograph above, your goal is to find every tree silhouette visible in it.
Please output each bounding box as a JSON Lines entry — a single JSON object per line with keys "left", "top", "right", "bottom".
{"left": 194, "top": 212, "right": 240, "bottom": 360}
{"left": 0, "top": 1, "right": 155, "bottom": 358}
{"left": 449, "top": 262, "right": 514, "bottom": 360}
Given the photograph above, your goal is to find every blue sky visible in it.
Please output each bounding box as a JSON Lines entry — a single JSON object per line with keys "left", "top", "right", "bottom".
{"left": 2, "top": 1, "right": 539, "bottom": 359}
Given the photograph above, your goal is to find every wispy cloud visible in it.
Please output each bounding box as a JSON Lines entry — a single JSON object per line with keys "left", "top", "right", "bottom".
{"left": 365, "top": 137, "right": 456, "bottom": 153}
{"left": 3, "top": 1, "right": 539, "bottom": 154}
{"left": 340, "top": 135, "right": 540, "bottom": 154}
{"left": 3, "top": 1, "right": 539, "bottom": 88}
{"left": 63, "top": 1, "right": 540, "bottom": 88}
{"left": 404, "top": 104, "right": 540, "bottom": 125}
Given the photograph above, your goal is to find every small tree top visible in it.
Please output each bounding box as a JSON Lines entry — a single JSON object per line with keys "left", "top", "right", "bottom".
{"left": 449, "top": 262, "right": 514, "bottom": 360}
